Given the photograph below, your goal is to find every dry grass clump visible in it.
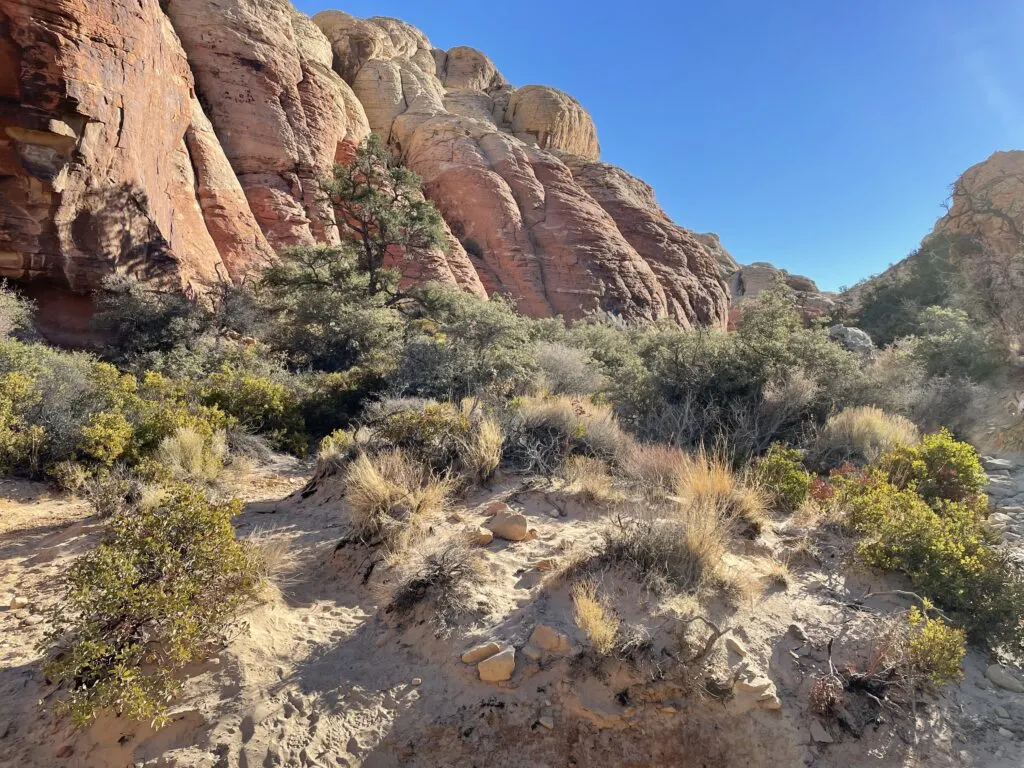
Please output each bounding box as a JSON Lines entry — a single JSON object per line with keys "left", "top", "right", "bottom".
{"left": 156, "top": 426, "right": 227, "bottom": 485}
{"left": 572, "top": 579, "right": 619, "bottom": 655}
{"left": 388, "top": 538, "right": 487, "bottom": 634}
{"left": 598, "top": 505, "right": 730, "bottom": 594}
{"left": 507, "top": 394, "right": 626, "bottom": 471}
{"left": 763, "top": 556, "right": 792, "bottom": 589}
{"left": 561, "top": 455, "right": 616, "bottom": 503}
{"left": 620, "top": 442, "right": 688, "bottom": 493}
{"left": 457, "top": 414, "right": 503, "bottom": 484}
{"left": 345, "top": 449, "right": 451, "bottom": 551}
{"left": 812, "top": 406, "right": 919, "bottom": 467}
{"left": 676, "top": 451, "right": 767, "bottom": 536}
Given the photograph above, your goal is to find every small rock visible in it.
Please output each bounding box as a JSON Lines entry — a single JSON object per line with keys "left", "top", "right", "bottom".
{"left": 465, "top": 526, "right": 494, "bottom": 546}
{"left": 987, "top": 665, "right": 1024, "bottom": 693}
{"left": 411, "top": 678, "right": 422, "bottom": 686}
{"left": 529, "top": 624, "right": 571, "bottom": 653}
{"left": 478, "top": 648, "right": 515, "bottom": 682}
{"left": 447, "top": 512, "right": 464, "bottom": 523}
{"left": 725, "top": 637, "right": 748, "bottom": 658}
{"left": 522, "top": 645, "right": 543, "bottom": 661}
{"left": 758, "top": 695, "right": 783, "bottom": 711}
{"left": 21, "top": 615, "right": 43, "bottom": 627}
{"left": 534, "top": 558, "right": 559, "bottom": 572}
{"left": 735, "top": 676, "right": 773, "bottom": 695}
{"left": 55, "top": 745, "right": 74, "bottom": 758}
{"left": 788, "top": 623, "right": 809, "bottom": 642}
{"left": 8, "top": 595, "right": 28, "bottom": 611}
{"left": 461, "top": 641, "right": 502, "bottom": 664}
{"left": 0, "top": 594, "right": 13, "bottom": 611}
{"left": 810, "top": 720, "right": 834, "bottom": 744}
{"left": 485, "top": 511, "right": 530, "bottom": 542}
{"left": 538, "top": 715, "right": 554, "bottom": 729}
{"left": 483, "top": 501, "right": 511, "bottom": 517}
{"left": 998, "top": 727, "right": 1014, "bottom": 738}
{"left": 996, "top": 706, "right": 1010, "bottom": 719}
{"left": 658, "top": 706, "right": 678, "bottom": 714}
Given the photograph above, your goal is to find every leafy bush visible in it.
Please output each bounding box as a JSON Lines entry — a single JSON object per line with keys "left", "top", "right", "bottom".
{"left": 812, "top": 406, "right": 919, "bottom": 468}
{"left": 911, "top": 307, "right": 1001, "bottom": 381}
{"left": 43, "top": 485, "right": 260, "bottom": 726}
{"left": 368, "top": 399, "right": 470, "bottom": 470}
{"left": 0, "top": 281, "right": 35, "bottom": 340}
{"left": 201, "top": 365, "right": 307, "bottom": 453}
{"left": 906, "top": 606, "right": 965, "bottom": 685}
{"left": 840, "top": 471, "right": 1024, "bottom": 650}
{"left": 877, "top": 428, "right": 986, "bottom": 504}
{"left": 534, "top": 341, "right": 604, "bottom": 395}
{"left": 752, "top": 443, "right": 811, "bottom": 514}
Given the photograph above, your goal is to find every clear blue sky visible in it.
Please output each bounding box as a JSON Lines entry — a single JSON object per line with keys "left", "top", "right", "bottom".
{"left": 296, "top": 0, "right": 1024, "bottom": 290}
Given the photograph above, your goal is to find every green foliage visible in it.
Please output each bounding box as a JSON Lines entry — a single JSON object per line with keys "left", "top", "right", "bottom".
{"left": 43, "top": 484, "right": 260, "bottom": 726}
{"left": 877, "top": 428, "right": 986, "bottom": 505}
{"left": 323, "top": 133, "right": 448, "bottom": 295}
{"left": 370, "top": 400, "right": 470, "bottom": 470}
{"left": 852, "top": 243, "right": 955, "bottom": 346}
{"left": 393, "top": 285, "right": 538, "bottom": 399}
{"left": 0, "top": 280, "right": 36, "bottom": 340}
{"left": 840, "top": 467, "right": 1024, "bottom": 651}
{"left": 906, "top": 606, "right": 966, "bottom": 685}
{"left": 910, "top": 306, "right": 1001, "bottom": 380}
{"left": 201, "top": 366, "right": 307, "bottom": 453}
{"left": 753, "top": 443, "right": 811, "bottom": 513}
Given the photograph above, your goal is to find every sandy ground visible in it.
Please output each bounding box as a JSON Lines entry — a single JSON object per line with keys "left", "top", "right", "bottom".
{"left": 1, "top": 458, "right": 1022, "bottom": 768}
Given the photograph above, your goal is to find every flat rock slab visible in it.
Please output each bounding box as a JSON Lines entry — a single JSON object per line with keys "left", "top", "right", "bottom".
{"left": 478, "top": 648, "right": 515, "bottom": 682}
{"left": 987, "top": 665, "right": 1024, "bottom": 693}
{"left": 462, "top": 641, "right": 502, "bottom": 664}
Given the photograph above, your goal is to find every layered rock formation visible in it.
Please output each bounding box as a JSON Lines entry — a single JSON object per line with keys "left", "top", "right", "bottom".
{"left": 1, "top": 0, "right": 733, "bottom": 332}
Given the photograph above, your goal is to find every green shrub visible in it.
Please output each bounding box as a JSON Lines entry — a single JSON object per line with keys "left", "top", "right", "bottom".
{"left": 534, "top": 341, "right": 604, "bottom": 395}
{"left": 840, "top": 472, "right": 1024, "bottom": 650}
{"left": 906, "top": 606, "right": 966, "bottom": 685}
{"left": 752, "top": 443, "right": 811, "bottom": 514}
{"left": 369, "top": 400, "right": 470, "bottom": 470}
{"left": 877, "top": 428, "right": 986, "bottom": 504}
{"left": 201, "top": 365, "right": 307, "bottom": 453}
{"left": 0, "top": 281, "right": 36, "bottom": 340}
{"left": 911, "top": 307, "right": 1001, "bottom": 381}
{"left": 43, "top": 484, "right": 260, "bottom": 726}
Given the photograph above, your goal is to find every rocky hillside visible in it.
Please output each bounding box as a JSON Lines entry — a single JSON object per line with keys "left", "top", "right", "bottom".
{"left": 0, "top": 0, "right": 734, "bottom": 338}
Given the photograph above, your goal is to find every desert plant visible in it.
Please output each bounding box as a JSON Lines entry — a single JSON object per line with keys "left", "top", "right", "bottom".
{"left": 388, "top": 538, "right": 486, "bottom": 634}
{"left": 0, "top": 281, "right": 35, "bottom": 340}
{"left": 505, "top": 394, "right": 626, "bottom": 472}
{"left": 751, "top": 443, "right": 812, "bottom": 514}
{"left": 620, "top": 441, "right": 687, "bottom": 494}
{"left": 906, "top": 606, "right": 965, "bottom": 685}
{"left": 344, "top": 449, "right": 450, "bottom": 551}
{"left": 155, "top": 426, "right": 228, "bottom": 485}
{"left": 813, "top": 406, "right": 919, "bottom": 468}
{"left": 42, "top": 485, "right": 260, "bottom": 726}
{"left": 572, "top": 580, "right": 619, "bottom": 655}
{"left": 561, "top": 455, "right": 616, "bottom": 504}
{"left": 369, "top": 399, "right": 470, "bottom": 470}
{"left": 534, "top": 341, "right": 605, "bottom": 395}
{"left": 456, "top": 410, "right": 503, "bottom": 484}
{"left": 877, "top": 428, "right": 986, "bottom": 505}
{"left": 911, "top": 306, "right": 1002, "bottom": 381}
{"left": 676, "top": 450, "right": 767, "bottom": 535}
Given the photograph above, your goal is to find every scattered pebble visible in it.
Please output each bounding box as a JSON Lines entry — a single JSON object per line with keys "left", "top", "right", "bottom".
{"left": 537, "top": 715, "right": 554, "bottom": 730}
{"left": 996, "top": 706, "right": 1010, "bottom": 719}
{"left": 810, "top": 720, "right": 833, "bottom": 744}
{"left": 998, "top": 727, "right": 1014, "bottom": 738}
{"left": 411, "top": 678, "right": 422, "bottom": 686}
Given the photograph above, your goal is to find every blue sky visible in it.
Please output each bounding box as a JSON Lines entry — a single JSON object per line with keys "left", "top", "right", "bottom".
{"left": 296, "top": 0, "right": 1024, "bottom": 290}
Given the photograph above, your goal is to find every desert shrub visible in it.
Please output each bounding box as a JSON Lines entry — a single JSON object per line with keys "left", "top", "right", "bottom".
{"left": 534, "top": 341, "right": 604, "bottom": 395}
{"left": 572, "top": 580, "right": 619, "bottom": 655}
{"left": 676, "top": 451, "right": 767, "bottom": 535}
{"left": 561, "top": 455, "right": 615, "bottom": 503}
{"left": 299, "top": 369, "right": 388, "bottom": 437}
{"left": 0, "top": 281, "right": 35, "bottom": 340}
{"left": 910, "top": 306, "right": 1001, "bottom": 381}
{"left": 456, "top": 407, "right": 503, "bottom": 484}
{"left": 368, "top": 399, "right": 470, "bottom": 470}
{"left": 344, "top": 449, "right": 450, "bottom": 551}
{"left": 0, "top": 371, "right": 44, "bottom": 474}
{"left": 906, "top": 606, "right": 966, "bottom": 685}
{"left": 201, "top": 365, "right": 307, "bottom": 453}
{"left": 812, "top": 406, "right": 919, "bottom": 468}
{"left": 92, "top": 275, "right": 212, "bottom": 365}
{"left": 620, "top": 442, "right": 687, "bottom": 493}
{"left": 504, "top": 394, "right": 626, "bottom": 472}
{"left": 392, "top": 285, "right": 538, "bottom": 399}
{"left": 840, "top": 472, "right": 1024, "bottom": 650}
{"left": 155, "top": 426, "right": 228, "bottom": 485}
{"left": 598, "top": 505, "right": 729, "bottom": 593}
{"left": 752, "top": 443, "right": 811, "bottom": 514}
{"left": 388, "top": 538, "right": 486, "bottom": 634}
{"left": 80, "top": 466, "right": 146, "bottom": 518}
{"left": 877, "top": 428, "right": 986, "bottom": 504}
{"left": 43, "top": 485, "right": 260, "bottom": 726}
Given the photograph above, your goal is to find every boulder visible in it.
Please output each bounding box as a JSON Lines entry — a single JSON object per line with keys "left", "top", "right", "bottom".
{"left": 461, "top": 641, "right": 502, "bottom": 664}
{"left": 465, "top": 526, "right": 494, "bottom": 546}
{"left": 529, "top": 624, "right": 572, "bottom": 654}
{"left": 828, "top": 324, "right": 875, "bottom": 356}
{"left": 485, "top": 511, "right": 530, "bottom": 542}
{"left": 477, "top": 648, "right": 515, "bottom": 682}
{"left": 987, "top": 665, "right": 1024, "bottom": 693}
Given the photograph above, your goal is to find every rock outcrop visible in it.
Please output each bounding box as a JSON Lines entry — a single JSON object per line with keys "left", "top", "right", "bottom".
{"left": 0, "top": 0, "right": 274, "bottom": 340}
{"left": 727, "top": 262, "right": 835, "bottom": 326}
{"left": 1, "top": 0, "right": 734, "bottom": 332}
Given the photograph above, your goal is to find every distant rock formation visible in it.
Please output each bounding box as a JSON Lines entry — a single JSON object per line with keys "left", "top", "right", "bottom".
{"left": 727, "top": 262, "right": 836, "bottom": 327}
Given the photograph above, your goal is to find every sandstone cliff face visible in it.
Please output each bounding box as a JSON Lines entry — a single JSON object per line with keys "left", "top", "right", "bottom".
{"left": 1, "top": 0, "right": 733, "bottom": 332}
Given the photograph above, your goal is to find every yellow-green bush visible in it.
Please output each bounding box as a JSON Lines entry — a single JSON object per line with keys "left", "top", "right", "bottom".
{"left": 907, "top": 606, "right": 966, "bottom": 685}
{"left": 878, "top": 428, "right": 986, "bottom": 505}
{"left": 201, "top": 365, "right": 307, "bottom": 453}
{"left": 752, "top": 443, "right": 811, "bottom": 514}
{"left": 372, "top": 401, "right": 470, "bottom": 470}
{"left": 42, "top": 484, "right": 260, "bottom": 726}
